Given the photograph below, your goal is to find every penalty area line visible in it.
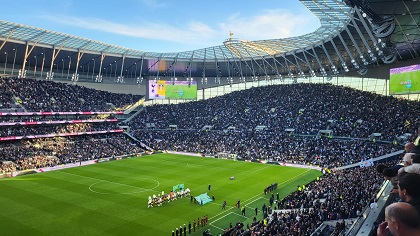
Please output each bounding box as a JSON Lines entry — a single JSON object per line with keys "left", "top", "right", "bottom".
{"left": 209, "top": 223, "right": 224, "bottom": 231}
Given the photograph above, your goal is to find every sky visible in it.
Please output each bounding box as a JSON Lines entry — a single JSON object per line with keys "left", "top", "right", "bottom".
{"left": 0, "top": 0, "right": 321, "bottom": 53}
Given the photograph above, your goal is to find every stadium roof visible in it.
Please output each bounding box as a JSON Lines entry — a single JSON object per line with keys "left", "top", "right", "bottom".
{"left": 0, "top": 0, "right": 419, "bottom": 84}
{"left": 0, "top": 0, "right": 351, "bottom": 60}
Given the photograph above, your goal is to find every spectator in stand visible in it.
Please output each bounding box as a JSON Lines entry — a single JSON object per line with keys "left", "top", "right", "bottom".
{"left": 377, "top": 202, "right": 420, "bottom": 236}
{"left": 402, "top": 152, "right": 415, "bottom": 167}
{"left": 399, "top": 154, "right": 420, "bottom": 175}
{"left": 397, "top": 172, "right": 420, "bottom": 214}
{"left": 406, "top": 142, "right": 416, "bottom": 153}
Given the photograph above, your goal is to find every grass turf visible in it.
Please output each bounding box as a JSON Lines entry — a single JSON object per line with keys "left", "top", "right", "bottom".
{"left": 0, "top": 153, "right": 321, "bottom": 236}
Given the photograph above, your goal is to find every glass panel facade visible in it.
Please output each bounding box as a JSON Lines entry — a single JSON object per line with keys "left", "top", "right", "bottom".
{"left": 143, "top": 76, "right": 419, "bottom": 106}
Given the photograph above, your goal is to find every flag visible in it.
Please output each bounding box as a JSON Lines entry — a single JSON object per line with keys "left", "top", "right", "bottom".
{"left": 359, "top": 158, "right": 374, "bottom": 168}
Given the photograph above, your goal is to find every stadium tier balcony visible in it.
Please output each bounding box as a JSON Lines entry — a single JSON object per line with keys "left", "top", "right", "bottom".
{"left": 0, "top": 77, "right": 143, "bottom": 112}
{"left": 129, "top": 84, "right": 419, "bottom": 141}
{"left": 0, "top": 122, "right": 119, "bottom": 138}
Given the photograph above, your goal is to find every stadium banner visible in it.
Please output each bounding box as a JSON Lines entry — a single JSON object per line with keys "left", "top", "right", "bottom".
{"left": 165, "top": 151, "right": 202, "bottom": 157}
{"left": 194, "top": 193, "right": 213, "bottom": 205}
{"left": 276, "top": 162, "right": 323, "bottom": 171}
{"left": 0, "top": 111, "right": 123, "bottom": 116}
{"left": 34, "top": 160, "right": 98, "bottom": 174}
{"left": 359, "top": 158, "right": 374, "bottom": 168}
{"left": 0, "top": 130, "right": 124, "bottom": 142}
{"left": 165, "top": 151, "right": 322, "bottom": 171}
{"left": 172, "top": 183, "right": 184, "bottom": 192}
{"left": 8, "top": 153, "right": 146, "bottom": 177}
{"left": 0, "top": 119, "right": 118, "bottom": 127}
{"left": 0, "top": 173, "right": 11, "bottom": 179}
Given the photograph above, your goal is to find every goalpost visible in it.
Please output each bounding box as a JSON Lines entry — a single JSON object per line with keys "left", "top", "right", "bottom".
{"left": 217, "top": 152, "right": 237, "bottom": 160}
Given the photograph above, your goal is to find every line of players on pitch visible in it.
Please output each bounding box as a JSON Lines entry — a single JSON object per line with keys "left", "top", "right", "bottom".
{"left": 148, "top": 188, "right": 191, "bottom": 208}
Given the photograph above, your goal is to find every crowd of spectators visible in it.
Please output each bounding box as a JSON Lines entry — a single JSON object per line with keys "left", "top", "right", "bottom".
{"left": 0, "top": 113, "right": 116, "bottom": 123}
{"left": 129, "top": 83, "right": 419, "bottom": 141}
{"left": 0, "top": 77, "right": 145, "bottom": 173}
{"left": 223, "top": 166, "right": 384, "bottom": 236}
{"left": 0, "top": 133, "right": 144, "bottom": 173}
{"left": 0, "top": 77, "right": 143, "bottom": 112}
{"left": 135, "top": 130, "right": 396, "bottom": 168}
{"left": 0, "top": 78, "right": 15, "bottom": 109}
{"left": 0, "top": 122, "right": 119, "bottom": 137}
{"left": 1, "top": 79, "right": 419, "bottom": 235}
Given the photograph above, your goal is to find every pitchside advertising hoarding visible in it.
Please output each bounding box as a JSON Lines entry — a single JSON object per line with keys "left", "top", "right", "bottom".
{"left": 148, "top": 80, "right": 197, "bottom": 100}
{"left": 390, "top": 64, "right": 420, "bottom": 95}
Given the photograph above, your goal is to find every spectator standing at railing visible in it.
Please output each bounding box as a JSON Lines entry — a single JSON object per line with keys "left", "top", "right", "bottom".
{"left": 377, "top": 202, "right": 420, "bottom": 236}
{"left": 397, "top": 172, "right": 420, "bottom": 214}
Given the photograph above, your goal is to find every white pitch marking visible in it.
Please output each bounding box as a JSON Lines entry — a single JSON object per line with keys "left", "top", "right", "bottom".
{"left": 57, "top": 171, "right": 160, "bottom": 195}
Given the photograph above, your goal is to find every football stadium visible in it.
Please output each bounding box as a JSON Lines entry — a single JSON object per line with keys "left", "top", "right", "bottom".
{"left": 0, "top": 0, "right": 420, "bottom": 236}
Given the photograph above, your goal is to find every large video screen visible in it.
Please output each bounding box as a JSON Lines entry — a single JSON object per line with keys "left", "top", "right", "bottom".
{"left": 390, "top": 64, "right": 420, "bottom": 95}
{"left": 148, "top": 80, "right": 197, "bottom": 100}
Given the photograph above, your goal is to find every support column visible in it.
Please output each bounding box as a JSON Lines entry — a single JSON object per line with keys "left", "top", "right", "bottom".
{"left": 0, "top": 29, "right": 14, "bottom": 51}
{"left": 74, "top": 50, "right": 85, "bottom": 78}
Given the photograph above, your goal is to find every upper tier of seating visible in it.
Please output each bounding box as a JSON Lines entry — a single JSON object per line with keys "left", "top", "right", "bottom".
{"left": 129, "top": 83, "right": 420, "bottom": 141}
{"left": 0, "top": 77, "right": 143, "bottom": 112}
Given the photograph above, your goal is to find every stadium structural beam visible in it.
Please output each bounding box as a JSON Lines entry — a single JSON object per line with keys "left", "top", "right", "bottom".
{"left": 227, "top": 44, "right": 257, "bottom": 79}
{"left": 226, "top": 48, "right": 244, "bottom": 80}
{"left": 202, "top": 49, "right": 206, "bottom": 82}
{"left": 302, "top": 50, "right": 315, "bottom": 77}
{"left": 213, "top": 47, "right": 221, "bottom": 82}
{"left": 238, "top": 45, "right": 272, "bottom": 79}
{"left": 183, "top": 51, "right": 195, "bottom": 79}
{"left": 349, "top": 16, "right": 375, "bottom": 62}
{"left": 329, "top": 39, "right": 347, "bottom": 71}
{"left": 0, "top": 29, "right": 14, "bottom": 51}
{"left": 393, "top": 16, "right": 418, "bottom": 59}
{"left": 21, "top": 34, "right": 43, "bottom": 76}
{"left": 74, "top": 50, "right": 85, "bottom": 80}
{"left": 48, "top": 38, "right": 69, "bottom": 80}
{"left": 344, "top": 27, "right": 366, "bottom": 66}
{"left": 173, "top": 56, "right": 178, "bottom": 79}
{"left": 67, "top": 55, "right": 72, "bottom": 80}
{"left": 320, "top": 44, "right": 338, "bottom": 75}
{"left": 246, "top": 48, "right": 278, "bottom": 79}
{"left": 337, "top": 32, "right": 358, "bottom": 69}
{"left": 292, "top": 53, "right": 303, "bottom": 77}
{"left": 243, "top": 41, "right": 288, "bottom": 74}
{"left": 98, "top": 53, "right": 106, "bottom": 79}
{"left": 311, "top": 46, "right": 325, "bottom": 76}
{"left": 219, "top": 45, "right": 241, "bottom": 82}
{"left": 119, "top": 54, "right": 126, "bottom": 78}
{"left": 281, "top": 55, "right": 291, "bottom": 78}
{"left": 354, "top": 8, "right": 380, "bottom": 47}
{"left": 40, "top": 51, "right": 46, "bottom": 79}
{"left": 139, "top": 55, "right": 145, "bottom": 79}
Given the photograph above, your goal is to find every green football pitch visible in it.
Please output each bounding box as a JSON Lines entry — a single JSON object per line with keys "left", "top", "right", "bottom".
{"left": 0, "top": 154, "right": 321, "bottom": 236}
